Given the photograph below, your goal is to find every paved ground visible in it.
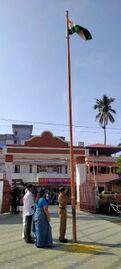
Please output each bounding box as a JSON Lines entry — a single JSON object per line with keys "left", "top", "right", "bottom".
{"left": 0, "top": 206, "right": 121, "bottom": 269}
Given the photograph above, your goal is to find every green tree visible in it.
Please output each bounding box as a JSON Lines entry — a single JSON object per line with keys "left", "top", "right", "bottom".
{"left": 94, "top": 94, "right": 116, "bottom": 144}
{"left": 116, "top": 155, "right": 121, "bottom": 175}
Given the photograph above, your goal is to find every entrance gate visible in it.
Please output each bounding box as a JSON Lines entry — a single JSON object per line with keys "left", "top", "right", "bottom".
{"left": 80, "top": 182, "right": 96, "bottom": 213}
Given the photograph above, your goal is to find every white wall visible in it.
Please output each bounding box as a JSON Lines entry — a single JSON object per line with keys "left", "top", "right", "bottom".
{"left": 0, "top": 181, "right": 3, "bottom": 213}
{"left": 12, "top": 173, "right": 37, "bottom": 183}
{"left": 76, "top": 163, "right": 86, "bottom": 203}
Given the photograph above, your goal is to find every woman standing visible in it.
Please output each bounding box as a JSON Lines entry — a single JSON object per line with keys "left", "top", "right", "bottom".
{"left": 34, "top": 189, "right": 53, "bottom": 248}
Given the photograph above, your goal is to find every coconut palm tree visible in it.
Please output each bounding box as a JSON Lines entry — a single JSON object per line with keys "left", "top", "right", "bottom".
{"left": 94, "top": 94, "right": 116, "bottom": 144}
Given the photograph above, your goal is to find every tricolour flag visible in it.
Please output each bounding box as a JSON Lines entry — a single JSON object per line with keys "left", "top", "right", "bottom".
{"left": 68, "top": 21, "right": 92, "bottom": 41}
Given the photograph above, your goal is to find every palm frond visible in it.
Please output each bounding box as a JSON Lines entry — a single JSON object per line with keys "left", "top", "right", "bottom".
{"left": 109, "top": 108, "right": 116, "bottom": 114}
{"left": 108, "top": 112, "right": 115, "bottom": 123}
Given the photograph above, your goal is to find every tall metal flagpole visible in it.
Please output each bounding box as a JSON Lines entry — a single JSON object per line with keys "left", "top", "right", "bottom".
{"left": 66, "top": 10, "right": 77, "bottom": 242}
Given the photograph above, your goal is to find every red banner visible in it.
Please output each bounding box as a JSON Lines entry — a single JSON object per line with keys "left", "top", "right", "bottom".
{"left": 38, "top": 178, "right": 70, "bottom": 185}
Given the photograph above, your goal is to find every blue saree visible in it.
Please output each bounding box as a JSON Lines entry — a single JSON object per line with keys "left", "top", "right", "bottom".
{"left": 34, "top": 197, "right": 53, "bottom": 248}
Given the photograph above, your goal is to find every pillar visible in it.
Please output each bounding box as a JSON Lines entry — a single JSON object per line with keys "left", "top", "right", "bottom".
{"left": 1, "top": 155, "right": 13, "bottom": 213}
{"left": 76, "top": 156, "right": 86, "bottom": 210}
{"left": 0, "top": 179, "right": 3, "bottom": 213}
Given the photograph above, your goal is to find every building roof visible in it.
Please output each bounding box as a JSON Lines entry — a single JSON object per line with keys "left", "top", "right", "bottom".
{"left": 4, "top": 131, "right": 85, "bottom": 160}
{"left": 12, "top": 124, "right": 33, "bottom": 133}
{"left": 107, "top": 177, "right": 121, "bottom": 185}
{"left": 86, "top": 143, "right": 121, "bottom": 155}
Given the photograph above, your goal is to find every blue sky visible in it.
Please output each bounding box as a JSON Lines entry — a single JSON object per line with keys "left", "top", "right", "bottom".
{"left": 0, "top": 0, "right": 121, "bottom": 146}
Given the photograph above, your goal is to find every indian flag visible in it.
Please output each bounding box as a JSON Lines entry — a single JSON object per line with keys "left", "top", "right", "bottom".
{"left": 68, "top": 21, "right": 92, "bottom": 41}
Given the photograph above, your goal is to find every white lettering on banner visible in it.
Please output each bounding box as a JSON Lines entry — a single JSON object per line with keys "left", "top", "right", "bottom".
{"left": 5, "top": 163, "right": 12, "bottom": 186}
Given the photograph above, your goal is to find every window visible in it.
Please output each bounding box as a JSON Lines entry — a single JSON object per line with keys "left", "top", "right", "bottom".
{"left": 14, "top": 131, "right": 18, "bottom": 136}
{"left": 101, "top": 167, "right": 109, "bottom": 174}
{"left": 14, "top": 131, "right": 18, "bottom": 144}
{"left": 37, "top": 165, "right": 40, "bottom": 173}
{"left": 53, "top": 166, "right": 57, "bottom": 172}
{"left": 90, "top": 166, "right": 98, "bottom": 174}
{"left": 98, "top": 187, "right": 104, "bottom": 194}
{"left": 65, "top": 165, "right": 68, "bottom": 174}
{"left": 37, "top": 165, "right": 64, "bottom": 174}
{"left": 29, "top": 165, "right": 32, "bottom": 173}
{"left": 14, "top": 165, "right": 20, "bottom": 173}
{"left": 111, "top": 167, "right": 117, "bottom": 174}
{"left": 107, "top": 185, "right": 112, "bottom": 192}
{"left": 90, "top": 166, "right": 110, "bottom": 174}
{"left": 40, "top": 166, "right": 47, "bottom": 172}
{"left": 90, "top": 166, "right": 93, "bottom": 173}
{"left": 57, "top": 166, "right": 62, "bottom": 174}
{"left": 37, "top": 166, "right": 47, "bottom": 173}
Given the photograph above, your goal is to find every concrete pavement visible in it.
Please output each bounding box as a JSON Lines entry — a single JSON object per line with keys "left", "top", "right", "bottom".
{"left": 0, "top": 206, "right": 121, "bottom": 269}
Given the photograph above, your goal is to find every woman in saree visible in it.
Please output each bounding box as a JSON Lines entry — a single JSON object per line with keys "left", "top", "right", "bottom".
{"left": 34, "top": 189, "right": 53, "bottom": 248}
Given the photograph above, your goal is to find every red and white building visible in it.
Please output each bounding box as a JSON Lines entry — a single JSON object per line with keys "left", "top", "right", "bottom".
{"left": 85, "top": 144, "right": 121, "bottom": 193}
{"left": 78, "top": 144, "right": 121, "bottom": 212}
{"left": 0, "top": 130, "right": 86, "bottom": 212}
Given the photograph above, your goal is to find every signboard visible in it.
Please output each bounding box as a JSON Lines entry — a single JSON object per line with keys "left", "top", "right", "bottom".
{"left": 38, "top": 178, "right": 70, "bottom": 186}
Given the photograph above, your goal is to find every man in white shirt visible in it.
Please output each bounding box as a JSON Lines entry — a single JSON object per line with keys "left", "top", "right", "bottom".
{"left": 23, "top": 184, "right": 34, "bottom": 243}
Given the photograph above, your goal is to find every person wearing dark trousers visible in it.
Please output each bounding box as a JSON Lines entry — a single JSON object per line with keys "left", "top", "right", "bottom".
{"left": 58, "top": 187, "right": 68, "bottom": 243}
{"left": 24, "top": 215, "right": 33, "bottom": 242}
{"left": 10, "top": 184, "right": 20, "bottom": 214}
{"left": 23, "top": 184, "right": 34, "bottom": 243}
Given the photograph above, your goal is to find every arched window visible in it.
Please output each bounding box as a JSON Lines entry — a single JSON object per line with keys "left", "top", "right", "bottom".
{"left": 111, "top": 167, "right": 118, "bottom": 174}
{"left": 101, "top": 167, "right": 109, "bottom": 174}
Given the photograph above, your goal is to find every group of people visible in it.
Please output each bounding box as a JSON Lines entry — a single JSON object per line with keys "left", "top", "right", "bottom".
{"left": 22, "top": 184, "right": 68, "bottom": 248}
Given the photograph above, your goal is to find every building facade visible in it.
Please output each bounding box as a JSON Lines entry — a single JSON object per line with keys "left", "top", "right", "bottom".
{"left": 77, "top": 143, "right": 121, "bottom": 212}
{"left": 0, "top": 129, "right": 86, "bottom": 212}
{"left": 0, "top": 124, "right": 33, "bottom": 147}
{"left": 85, "top": 144, "right": 121, "bottom": 193}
